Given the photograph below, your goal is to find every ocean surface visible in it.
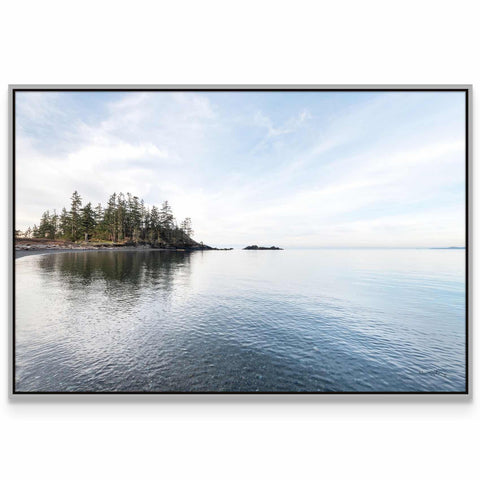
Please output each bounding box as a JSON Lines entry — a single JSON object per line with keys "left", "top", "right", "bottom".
{"left": 15, "top": 249, "right": 466, "bottom": 392}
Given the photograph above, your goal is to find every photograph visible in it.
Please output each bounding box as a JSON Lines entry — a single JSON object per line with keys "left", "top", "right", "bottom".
{"left": 12, "top": 87, "right": 468, "bottom": 394}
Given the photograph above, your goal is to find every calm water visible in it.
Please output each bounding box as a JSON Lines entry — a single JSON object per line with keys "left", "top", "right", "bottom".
{"left": 15, "top": 249, "right": 466, "bottom": 392}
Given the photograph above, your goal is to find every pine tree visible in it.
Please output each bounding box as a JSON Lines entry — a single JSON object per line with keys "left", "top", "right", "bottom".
{"left": 69, "top": 191, "right": 83, "bottom": 241}
{"left": 117, "top": 193, "right": 127, "bottom": 241}
{"left": 104, "top": 193, "right": 117, "bottom": 242}
{"left": 143, "top": 208, "right": 150, "bottom": 242}
{"left": 129, "top": 195, "right": 142, "bottom": 242}
{"left": 180, "top": 217, "right": 194, "bottom": 238}
{"left": 160, "top": 201, "right": 175, "bottom": 243}
{"left": 38, "top": 211, "right": 51, "bottom": 238}
{"left": 94, "top": 203, "right": 103, "bottom": 224}
{"left": 93, "top": 203, "right": 104, "bottom": 239}
{"left": 140, "top": 200, "right": 147, "bottom": 241}
{"left": 49, "top": 209, "right": 59, "bottom": 239}
{"left": 81, "top": 202, "right": 96, "bottom": 241}
{"left": 150, "top": 205, "right": 160, "bottom": 243}
{"left": 59, "top": 208, "right": 70, "bottom": 238}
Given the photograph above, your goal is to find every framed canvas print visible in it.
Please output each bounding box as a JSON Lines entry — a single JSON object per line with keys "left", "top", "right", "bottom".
{"left": 10, "top": 85, "right": 470, "bottom": 394}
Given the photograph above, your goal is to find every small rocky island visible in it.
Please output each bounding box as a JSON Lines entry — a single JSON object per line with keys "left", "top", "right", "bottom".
{"left": 243, "top": 245, "right": 283, "bottom": 250}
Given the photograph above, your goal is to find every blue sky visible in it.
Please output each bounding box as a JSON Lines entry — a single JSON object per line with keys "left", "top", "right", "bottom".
{"left": 15, "top": 90, "right": 466, "bottom": 247}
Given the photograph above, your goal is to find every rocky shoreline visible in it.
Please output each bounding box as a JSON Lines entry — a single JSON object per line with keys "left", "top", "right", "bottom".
{"left": 15, "top": 238, "right": 282, "bottom": 259}
{"left": 15, "top": 239, "right": 233, "bottom": 259}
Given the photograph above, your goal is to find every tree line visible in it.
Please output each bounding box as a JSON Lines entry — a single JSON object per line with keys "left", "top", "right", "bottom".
{"left": 21, "top": 191, "right": 195, "bottom": 245}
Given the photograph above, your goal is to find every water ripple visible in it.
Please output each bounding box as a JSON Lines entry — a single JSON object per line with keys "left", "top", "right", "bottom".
{"left": 15, "top": 249, "right": 466, "bottom": 392}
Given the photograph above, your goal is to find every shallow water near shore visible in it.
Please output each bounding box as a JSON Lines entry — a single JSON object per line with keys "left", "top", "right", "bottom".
{"left": 14, "top": 249, "right": 466, "bottom": 392}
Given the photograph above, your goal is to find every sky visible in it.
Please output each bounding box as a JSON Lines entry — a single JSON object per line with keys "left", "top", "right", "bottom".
{"left": 15, "top": 90, "right": 466, "bottom": 248}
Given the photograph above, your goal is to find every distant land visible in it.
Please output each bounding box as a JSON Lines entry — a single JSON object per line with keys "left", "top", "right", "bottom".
{"left": 243, "top": 245, "right": 283, "bottom": 250}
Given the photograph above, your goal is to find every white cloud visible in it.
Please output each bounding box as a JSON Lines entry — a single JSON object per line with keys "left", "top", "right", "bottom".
{"left": 253, "top": 108, "right": 312, "bottom": 138}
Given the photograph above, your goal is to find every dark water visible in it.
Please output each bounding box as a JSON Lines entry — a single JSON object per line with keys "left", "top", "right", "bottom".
{"left": 15, "top": 249, "right": 466, "bottom": 392}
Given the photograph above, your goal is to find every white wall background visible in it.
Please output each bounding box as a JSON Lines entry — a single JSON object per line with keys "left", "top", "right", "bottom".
{"left": 1, "top": 1, "right": 477, "bottom": 479}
